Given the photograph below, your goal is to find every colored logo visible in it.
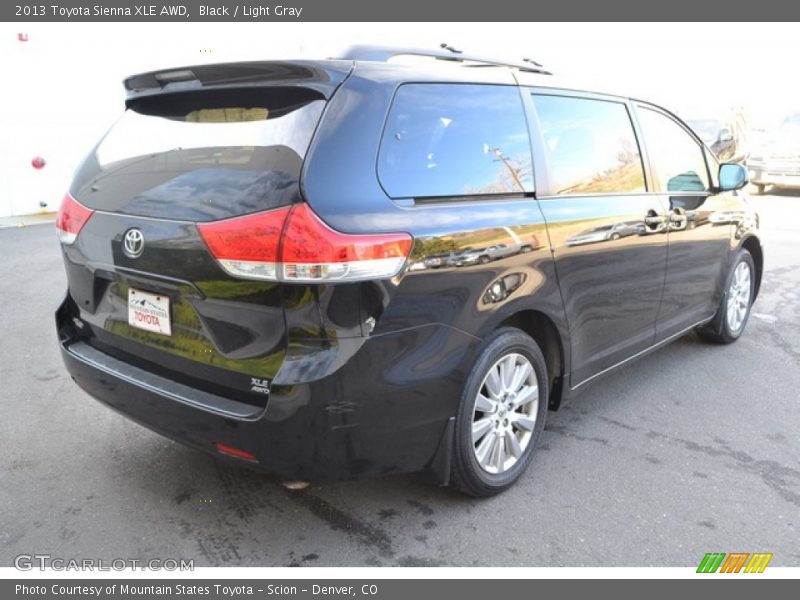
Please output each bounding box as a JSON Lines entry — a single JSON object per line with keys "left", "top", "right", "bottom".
{"left": 697, "top": 552, "right": 773, "bottom": 573}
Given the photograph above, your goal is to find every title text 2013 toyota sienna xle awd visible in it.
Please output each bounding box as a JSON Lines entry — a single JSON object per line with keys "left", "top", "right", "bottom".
{"left": 55, "top": 47, "right": 763, "bottom": 496}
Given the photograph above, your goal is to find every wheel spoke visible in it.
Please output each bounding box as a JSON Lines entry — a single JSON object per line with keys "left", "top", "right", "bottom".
{"left": 475, "top": 431, "right": 496, "bottom": 467}
{"left": 475, "top": 393, "right": 495, "bottom": 413}
{"left": 514, "top": 416, "right": 536, "bottom": 431}
{"left": 492, "top": 432, "right": 506, "bottom": 472}
{"left": 484, "top": 368, "right": 503, "bottom": 400}
{"left": 505, "top": 430, "right": 523, "bottom": 459}
{"left": 500, "top": 355, "right": 515, "bottom": 391}
{"left": 512, "top": 384, "right": 538, "bottom": 408}
{"left": 497, "top": 361, "right": 507, "bottom": 394}
{"left": 509, "top": 361, "right": 533, "bottom": 394}
{"left": 472, "top": 418, "right": 494, "bottom": 443}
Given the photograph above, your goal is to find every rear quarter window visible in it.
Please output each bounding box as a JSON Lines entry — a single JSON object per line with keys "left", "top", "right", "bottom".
{"left": 378, "top": 84, "right": 533, "bottom": 199}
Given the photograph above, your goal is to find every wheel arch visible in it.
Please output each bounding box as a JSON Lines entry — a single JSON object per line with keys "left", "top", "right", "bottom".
{"left": 495, "top": 309, "right": 567, "bottom": 410}
{"left": 740, "top": 235, "right": 763, "bottom": 300}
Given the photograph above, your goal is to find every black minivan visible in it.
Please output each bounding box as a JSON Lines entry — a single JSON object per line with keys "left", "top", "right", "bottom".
{"left": 56, "top": 47, "right": 763, "bottom": 496}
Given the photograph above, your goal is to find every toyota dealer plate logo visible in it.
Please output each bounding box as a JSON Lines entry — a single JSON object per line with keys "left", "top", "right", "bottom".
{"left": 123, "top": 229, "right": 144, "bottom": 258}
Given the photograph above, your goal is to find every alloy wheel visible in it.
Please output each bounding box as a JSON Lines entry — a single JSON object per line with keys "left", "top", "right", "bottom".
{"left": 471, "top": 353, "right": 539, "bottom": 474}
{"left": 726, "top": 261, "right": 752, "bottom": 332}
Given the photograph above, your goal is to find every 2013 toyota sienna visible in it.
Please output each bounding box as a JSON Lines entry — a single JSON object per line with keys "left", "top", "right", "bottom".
{"left": 55, "top": 46, "right": 763, "bottom": 496}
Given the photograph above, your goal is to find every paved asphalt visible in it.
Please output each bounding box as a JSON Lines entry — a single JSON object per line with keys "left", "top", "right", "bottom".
{"left": 1, "top": 191, "right": 798, "bottom": 568}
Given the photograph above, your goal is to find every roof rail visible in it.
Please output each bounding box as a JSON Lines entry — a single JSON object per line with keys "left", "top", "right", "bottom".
{"left": 334, "top": 44, "right": 552, "bottom": 75}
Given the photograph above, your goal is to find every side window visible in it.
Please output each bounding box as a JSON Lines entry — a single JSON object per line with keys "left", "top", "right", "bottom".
{"left": 378, "top": 84, "right": 533, "bottom": 198}
{"left": 637, "top": 107, "right": 710, "bottom": 192}
{"left": 532, "top": 94, "right": 645, "bottom": 195}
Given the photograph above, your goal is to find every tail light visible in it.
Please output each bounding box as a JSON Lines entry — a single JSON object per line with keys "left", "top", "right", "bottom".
{"left": 56, "top": 193, "right": 94, "bottom": 245}
{"left": 198, "top": 203, "right": 413, "bottom": 283}
{"left": 198, "top": 206, "right": 287, "bottom": 281}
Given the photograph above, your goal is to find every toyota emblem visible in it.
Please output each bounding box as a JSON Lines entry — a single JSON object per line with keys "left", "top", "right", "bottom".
{"left": 123, "top": 229, "right": 145, "bottom": 258}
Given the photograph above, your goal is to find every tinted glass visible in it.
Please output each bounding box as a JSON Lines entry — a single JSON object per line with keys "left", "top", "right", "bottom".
{"left": 378, "top": 84, "right": 533, "bottom": 198}
{"left": 638, "top": 107, "right": 710, "bottom": 193}
{"left": 533, "top": 95, "right": 645, "bottom": 195}
{"left": 71, "top": 87, "right": 325, "bottom": 221}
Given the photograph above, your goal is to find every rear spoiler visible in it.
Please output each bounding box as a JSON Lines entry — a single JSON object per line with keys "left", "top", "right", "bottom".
{"left": 123, "top": 60, "right": 353, "bottom": 106}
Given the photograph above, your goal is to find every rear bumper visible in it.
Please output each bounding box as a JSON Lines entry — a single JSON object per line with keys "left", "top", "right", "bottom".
{"left": 748, "top": 164, "right": 800, "bottom": 188}
{"left": 57, "top": 297, "right": 478, "bottom": 483}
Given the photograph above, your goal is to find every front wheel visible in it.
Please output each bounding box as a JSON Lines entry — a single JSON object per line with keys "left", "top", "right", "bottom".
{"left": 697, "top": 249, "right": 755, "bottom": 344}
{"left": 450, "top": 328, "right": 548, "bottom": 497}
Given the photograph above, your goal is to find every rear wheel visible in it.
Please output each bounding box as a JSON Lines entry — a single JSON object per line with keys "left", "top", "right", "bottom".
{"left": 697, "top": 249, "right": 755, "bottom": 344}
{"left": 450, "top": 328, "right": 548, "bottom": 497}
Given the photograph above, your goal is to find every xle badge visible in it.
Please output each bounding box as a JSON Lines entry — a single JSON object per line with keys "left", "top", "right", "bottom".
{"left": 250, "top": 378, "right": 270, "bottom": 395}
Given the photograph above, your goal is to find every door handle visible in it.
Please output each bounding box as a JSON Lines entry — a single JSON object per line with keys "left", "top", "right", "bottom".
{"left": 668, "top": 209, "right": 688, "bottom": 230}
{"left": 644, "top": 215, "right": 666, "bottom": 227}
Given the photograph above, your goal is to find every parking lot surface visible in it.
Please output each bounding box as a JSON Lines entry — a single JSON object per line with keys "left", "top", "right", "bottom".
{"left": 1, "top": 192, "right": 798, "bottom": 567}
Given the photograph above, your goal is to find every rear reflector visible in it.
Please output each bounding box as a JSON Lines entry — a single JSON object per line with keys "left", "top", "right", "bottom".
{"left": 56, "top": 193, "right": 94, "bottom": 245}
{"left": 198, "top": 203, "right": 413, "bottom": 283}
{"left": 214, "top": 443, "right": 258, "bottom": 463}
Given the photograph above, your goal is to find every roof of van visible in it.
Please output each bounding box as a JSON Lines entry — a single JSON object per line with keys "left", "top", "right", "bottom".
{"left": 334, "top": 45, "right": 630, "bottom": 99}
{"left": 352, "top": 59, "right": 630, "bottom": 99}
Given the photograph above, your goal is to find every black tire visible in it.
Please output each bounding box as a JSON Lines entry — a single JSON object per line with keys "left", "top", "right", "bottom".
{"left": 478, "top": 255, "right": 490, "bottom": 265}
{"left": 697, "top": 249, "right": 756, "bottom": 344}
{"left": 450, "top": 328, "right": 548, "bottom": 497}
{"left": 610, "top": 232, "right": 621, "bottom": 240}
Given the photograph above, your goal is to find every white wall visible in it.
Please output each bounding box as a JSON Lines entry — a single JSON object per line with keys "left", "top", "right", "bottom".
{"left": 1, "top": 22, "right": 798, "bottom": 217}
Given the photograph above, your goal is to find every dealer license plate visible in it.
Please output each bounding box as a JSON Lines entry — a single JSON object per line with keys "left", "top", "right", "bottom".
{"left": 128, "top": 288, "right": 172, "bottom": 336}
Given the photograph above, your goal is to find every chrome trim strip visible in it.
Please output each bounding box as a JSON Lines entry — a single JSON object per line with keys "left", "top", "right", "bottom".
{"left": 65, "top": 341, "right": 263, "bottom": 420}
{"left": 537, "top": 191, "right": 710, "bottom": 201}
{"left": 570, "top": 317, "right": 713, "bottom": 391}
{"left": 92, "top": 210, "right": 195, "bottom": 224}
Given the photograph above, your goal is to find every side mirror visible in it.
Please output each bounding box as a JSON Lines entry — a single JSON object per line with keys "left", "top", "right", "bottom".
{"left": 718, "top": 128, "right": 733, "bottom": 143}
{"left": 718, "top": 163, "right": 747, "bottom": 192}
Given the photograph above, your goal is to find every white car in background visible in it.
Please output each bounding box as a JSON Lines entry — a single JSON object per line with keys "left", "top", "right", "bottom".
{"left": 748, "top": 113, "right": 800, "bottom": 195}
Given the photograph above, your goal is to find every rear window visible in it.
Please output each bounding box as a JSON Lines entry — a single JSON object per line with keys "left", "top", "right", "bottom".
{"left": 71, "top": 87, "right": 325, "bottom": 221}
{"left": 378, "top": 84, "right": 533, "bottom": 199}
